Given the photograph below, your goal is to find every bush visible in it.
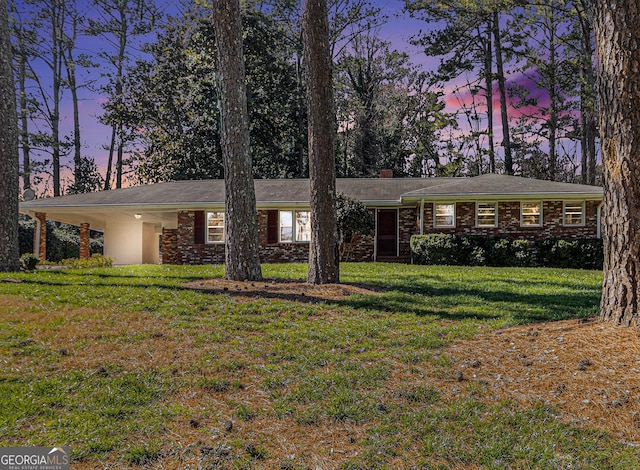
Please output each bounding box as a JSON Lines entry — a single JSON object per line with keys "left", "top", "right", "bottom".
{"left": 411, "top": 235, "right": 601, "bottom": 269}
{"left": 19, "top": 253, "right": 39, "bottom": 271}
{"left": 488, "top": 237, "right": 531, "bottom": 267}
{"left": 18, "top": 217, "right": 104, "bottom": 261}
{"left": 336, "top": 193, "right": 374, "bottom": 261}
{"left": 410, "top": 234, "right": 472, "bottom": 266}
{"left": 535, "top": 238, "right": 603, "bottom": 270}
{"left": 57, "top": 254, "right": 113, "bottom": 269}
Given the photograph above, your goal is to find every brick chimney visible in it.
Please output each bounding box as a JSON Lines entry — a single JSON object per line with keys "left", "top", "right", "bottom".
{"left": 379, "top": 169, "right": 393, "bottom": 178}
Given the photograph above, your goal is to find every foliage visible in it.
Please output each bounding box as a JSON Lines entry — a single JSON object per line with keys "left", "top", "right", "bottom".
{"left": 18, "top": 218, "right": 104, "bottom": 261}
{"left": 118, "top": 5, "right": 302, "bottom": 183}
{"left": 336, "top": 193, "right": 374, "bottom": 261}
{"left": 535, "top": 238, "right": 603, "bottom": 270}
{"left": 19, "top": 253, "right": 38, "bottom": 271}
{"left": 335, "top": 32, "right": 451, "bottom": 177}
{"left": 410, "top": 234, "right": 470, "bottom": 266}
{"left": 55, "top": 254, "right": 113, "bottom": 269}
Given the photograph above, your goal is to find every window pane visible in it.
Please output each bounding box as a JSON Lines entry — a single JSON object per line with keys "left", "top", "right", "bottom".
{"left": 296, "top": 211, "right": 311, "bottom": 241}
{"left": 206, "top": 212, "right": 224, "bottom": 242}
{"left": 477, "top": 203, "right": 496, "bottom": 226}
{"left": 435, "top": 204, "right": 455, "bottom": 227}
{"left": 521, "top": 203, "right": 541, "bottom": 225}
{"left": 280, "top": 211, "right": 293, "bottom": 242}
{"left": 564, "top": 202, "right": 584, "bottom": 225}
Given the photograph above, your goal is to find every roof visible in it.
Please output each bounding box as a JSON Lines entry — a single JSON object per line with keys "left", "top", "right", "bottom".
{"left": 402, "top": 174, "right": 603, "bottom": 199}
{"left": 18, "top": 175, "right": 603, "bottom": 229}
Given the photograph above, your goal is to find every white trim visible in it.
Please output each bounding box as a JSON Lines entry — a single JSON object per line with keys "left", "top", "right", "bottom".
{"left": 520, "top": 201, "right": 543, "bottom": 227}
{"left": 434, "top": 202, "right": 456, "bottom": 228}
{"left": 419, "top": 198, "right": 425, "bottom": 235}
{"left": 475, "top": 201, "right": 498, "bottom": 228}
{"left": 205, "top": 211, "right": 225, "bottom": 244}
{"left": 278, "top": 209, "right": 311, "bottom": 244}
{"left": 597, "top": 202, "right": 603, "bottom": 238}
{"left": 562, "top": 200, "right": 586, "bottom": 226}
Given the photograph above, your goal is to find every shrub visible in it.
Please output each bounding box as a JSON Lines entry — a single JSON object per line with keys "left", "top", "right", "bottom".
{"left": 19, "top": 253, "right": 39, "bottom": 271}
{"left": 57, "top": 254, "right": 113, "bottom": 269}
{"left": 336, "top": 193, "right": 375, "bottom": 261}
{"left": 410, "top": 234, "right": 471, "bottom": 266}
{"left": 535, "top": 238, "right": 603, "bottom": 270}
{"left": 488, "top": 237, "right": 531, "bottom": 267}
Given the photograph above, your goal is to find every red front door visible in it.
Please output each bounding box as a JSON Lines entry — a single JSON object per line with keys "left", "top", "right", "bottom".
{"left": 376, "top": 209, "right": 397, "bottom": 258}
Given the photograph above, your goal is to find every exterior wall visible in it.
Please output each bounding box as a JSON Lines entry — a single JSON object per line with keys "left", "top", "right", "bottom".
{"left": 171, "top": 209, "right": 378, "bottom": 265}
{"left": 79, "top": 223, "right": 90, "bottom": 260}
{"left": 142, "top": 223, "right": 160, "bottom": 264}
{"left": 167, "top": 200, "right": 600, "bottom": 265}
{"left": 422, "top": 200, "right": 600, "bottom": 241}
{"left": 161, "top": 229, "right": 178, "bottom": 265}
{"left": 104, "top": 221, "right": 143, "bottom": 265}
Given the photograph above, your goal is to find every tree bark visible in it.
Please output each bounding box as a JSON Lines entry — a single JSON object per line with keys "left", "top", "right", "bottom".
{"left": 493, "top": 10, "right": 513, "bottom": 175}
{"left": 0, "top": 0, "right": 20, "bottom": 271}
{"left": 303, "top": 0, "right": 339, "bottom": 284}
{"left": 213, "top": 0, "right": 262, "bottom": 282}
{"left": 594, "top": 0, "right": 640, "bottom": 327}
{"left": 484, "top": 23, "right": 495, "bottom": 174}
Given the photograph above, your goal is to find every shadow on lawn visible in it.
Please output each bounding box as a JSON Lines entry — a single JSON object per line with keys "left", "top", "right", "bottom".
{"left": 11, "top": 268, "right": 601, "bottom": 325}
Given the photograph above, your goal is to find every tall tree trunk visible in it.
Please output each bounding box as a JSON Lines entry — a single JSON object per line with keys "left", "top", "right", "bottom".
{"left": 594, "top": 0, "right": 640, "bottom": 326}
{"left": 484, "top": 23, "right": 495, "bottom": 174}
{"left": 64, "top": 16, "right": 82, "bottom": 188}
{"left": 493, "top": 10, "right": 513, "bottom": 175}
{"left": 0, "top": 0, "right": 20, "bottom": 271}
{"left": 104, "top": 127, "right": 116, "bottom": 190}
{"left": 213, "top": 0, "right": 262, "bottom": 282}
{"left": 547, "top": 14, "right": 558, "bottom": 181}
{"left": 16, "top": 31, "right": 30, "bottom": 191}
{"left": 51, "top": 0, "right": 63, "bottom": 196}
{"left": 303, "top": 0, "right": 339, "bottom": 284}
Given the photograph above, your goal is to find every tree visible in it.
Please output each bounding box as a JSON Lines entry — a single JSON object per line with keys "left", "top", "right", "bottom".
{"left": 88, "top": 0, "right": 157, "bottom": 190}
{"left": 336, "top": 193, "right": 373, "bottom": 261}
{"left": 212, "top": 0, "right": 262, "bottom": 282}
{"left": 0, "top": 0, "right": 20, "bottom": 272}
{"left": 118, "top": 6, "right": 301, "bottom": 183}
{"left": 594, "top": 0, "right": 640, "bottom": 326}
{"left": 303, "top": 0, "right": 339, "bottom": 284}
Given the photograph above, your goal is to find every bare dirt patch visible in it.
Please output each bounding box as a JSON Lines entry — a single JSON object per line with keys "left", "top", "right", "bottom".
{"left": 183, "top": 277, "right": 381, "bottom": 303}
{"left": 445, "top": 317, "right": 640, "bottom": 443}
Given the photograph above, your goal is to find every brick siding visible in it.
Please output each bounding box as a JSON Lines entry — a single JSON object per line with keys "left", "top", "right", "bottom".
{"left": 163, "top": 201, "right": 600, "bottom": 265}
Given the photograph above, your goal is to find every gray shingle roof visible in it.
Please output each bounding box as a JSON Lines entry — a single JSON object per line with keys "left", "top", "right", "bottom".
{"left": 19, "top": 174, "right": 602, "bottom": 212}
{"left": 402, "top": 174, "right": 603, "bottom": 198}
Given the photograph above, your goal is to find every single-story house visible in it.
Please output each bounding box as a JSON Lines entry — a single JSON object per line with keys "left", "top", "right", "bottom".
{"left": 19, "top": 173, "right": 604, "bottom": 265}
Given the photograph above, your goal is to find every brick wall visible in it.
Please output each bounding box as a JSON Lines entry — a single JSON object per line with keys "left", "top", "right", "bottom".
{"left": 421, "top": 200, "right": 600, "bottom": 241}
{"left": 165, "top": 201, "right": 600, "bottom": 265}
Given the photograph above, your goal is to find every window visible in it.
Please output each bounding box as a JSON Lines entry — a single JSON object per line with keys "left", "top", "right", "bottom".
{"left": 206, "top": 211, "right": 224, "bottom": 243}
{"left": 296, "top": 211, "right": 311, "bottom": 241}
{"left": 435, "top": 203, "right": 455, "bottom": 227}
{"left": 279, "top": 210, "right": 311, "bottom": 242}
{"left": 521, "top": 202, "right": 542, "bottom": 226}
{"left": 476, "top": 202, "right": 497, "bottom": 227}
{"left": 564, "top": 202, "right": 585, "bottom": 225}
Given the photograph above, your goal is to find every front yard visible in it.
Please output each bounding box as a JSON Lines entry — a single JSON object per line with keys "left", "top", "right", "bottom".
{"left": 1, "top": 263, "right": 638, "bottom": 468}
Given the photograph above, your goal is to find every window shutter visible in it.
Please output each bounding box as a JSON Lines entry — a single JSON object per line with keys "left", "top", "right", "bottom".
{"left": 194, "top": 211, "right": 205, "bottom": 244}
{"left": 267, "top": 210, "right": 278, "bottom": 244}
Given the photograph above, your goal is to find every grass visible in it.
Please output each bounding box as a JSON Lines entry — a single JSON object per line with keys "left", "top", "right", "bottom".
{"left": 1, "top": 262, "right": 636, "bottom": 468}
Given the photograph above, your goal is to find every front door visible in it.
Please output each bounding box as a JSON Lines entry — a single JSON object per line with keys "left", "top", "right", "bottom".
{"left": 376, "top": 209, "right": 397, "bottom": 258}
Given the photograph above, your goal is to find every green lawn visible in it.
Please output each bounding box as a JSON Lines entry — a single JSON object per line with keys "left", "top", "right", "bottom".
{"left": 1, "top": 263, "right": 636, "bottom": 468}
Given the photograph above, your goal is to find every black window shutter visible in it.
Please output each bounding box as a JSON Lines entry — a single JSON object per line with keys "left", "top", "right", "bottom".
{"left": 267, "top": 210, "right": 278, "bottom": 244}
{"left": 194, "top": 211, "right": 205, "bottom": 244}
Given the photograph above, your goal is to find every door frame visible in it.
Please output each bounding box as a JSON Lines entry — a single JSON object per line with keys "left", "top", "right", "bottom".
{"left": 374, "top": 208, "right": 399, "bottom": 260}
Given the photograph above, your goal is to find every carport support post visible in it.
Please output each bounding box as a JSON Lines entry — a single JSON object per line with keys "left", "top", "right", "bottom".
{"left": 79, "top": 223, "right": 90, "bottom": 260}
{"left": 33, "top": 212, "right": 46, "bottom": 261}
